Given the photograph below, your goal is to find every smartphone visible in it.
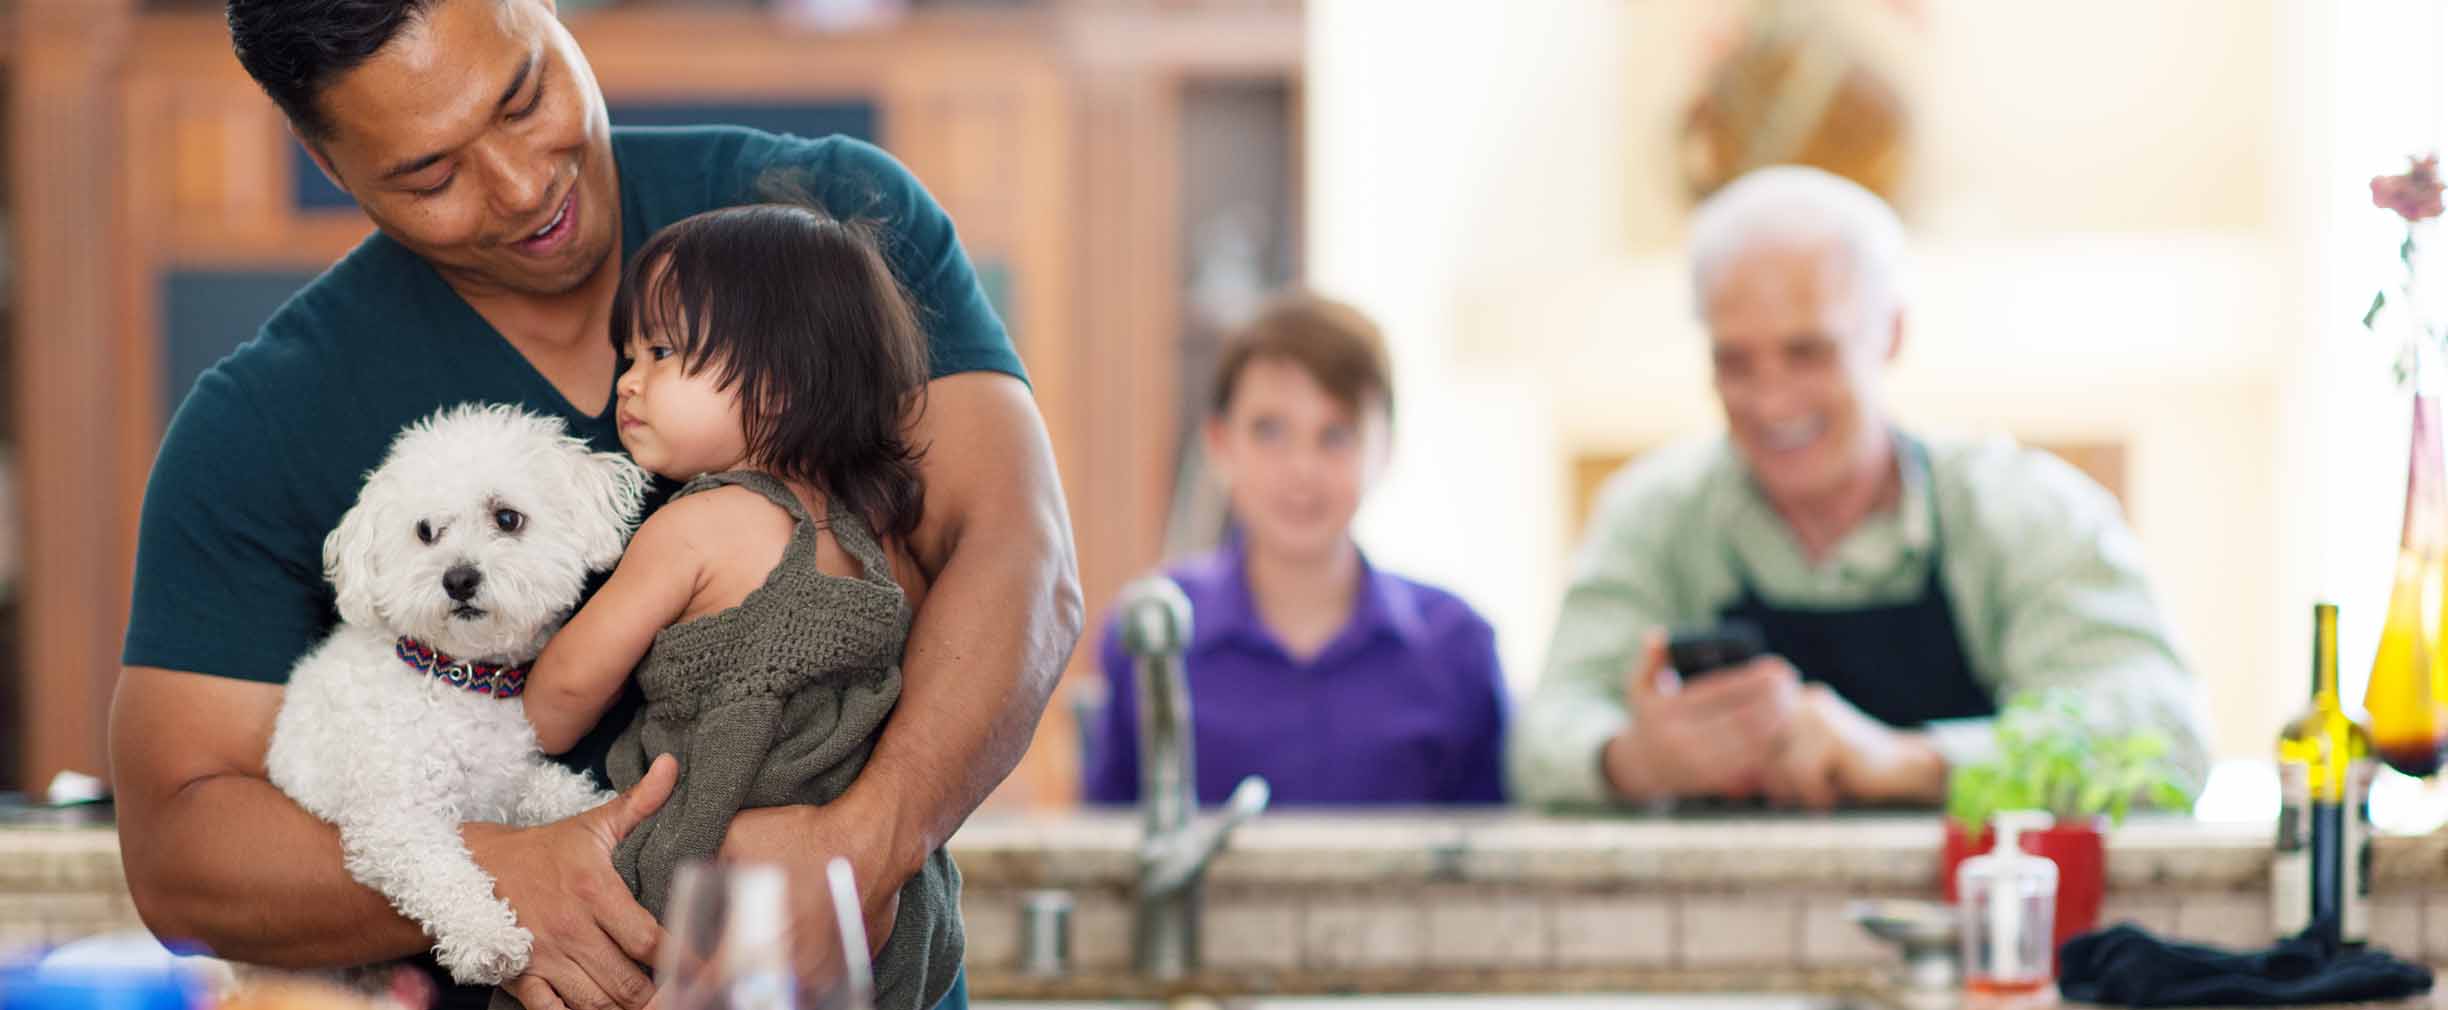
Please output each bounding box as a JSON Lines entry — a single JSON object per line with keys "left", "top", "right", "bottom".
{"left": 1666, "top": 620, "right": 1767, "bottom": 680}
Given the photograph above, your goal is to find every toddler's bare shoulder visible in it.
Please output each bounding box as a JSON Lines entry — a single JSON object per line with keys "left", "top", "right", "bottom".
{"left": 637, "top": 484, "right": 794, "bottom": 571}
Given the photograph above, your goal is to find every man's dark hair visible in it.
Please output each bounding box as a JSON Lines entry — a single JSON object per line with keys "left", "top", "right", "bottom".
{"left": 226, "top": 1, "right": 442, "bottom": 142}
{"left": 609, "top": 204, "right": 932, "bottom": 541}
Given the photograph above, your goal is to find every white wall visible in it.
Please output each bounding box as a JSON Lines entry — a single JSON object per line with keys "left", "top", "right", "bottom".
{"left": 1306, "top": 0, "right": 2396, "bottom": 763}
{"left": 1306, "top": 0, "right": 1632, "bottom": 702}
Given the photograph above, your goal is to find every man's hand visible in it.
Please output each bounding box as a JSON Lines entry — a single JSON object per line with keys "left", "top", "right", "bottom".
{"left": 719, "top": 797, "right": 908, "bottom": 989}
{"left": 1601, "top": 630, "right": 1802, "bottom": 802}
{"left": 483, "top": 755, "right": 678, "bottom": 1010}
{"left": 1760, "top": 684, "right": 1948, "bottom": 809}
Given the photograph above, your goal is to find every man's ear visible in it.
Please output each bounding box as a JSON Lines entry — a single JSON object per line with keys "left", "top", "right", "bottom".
{"left": 1884, "top": 308, "right": 1906, "bottom": 363}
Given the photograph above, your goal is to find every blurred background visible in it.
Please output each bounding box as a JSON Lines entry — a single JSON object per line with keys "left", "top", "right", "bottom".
{"left": 0, "top": 0, "right": 2441, "bottom": 810}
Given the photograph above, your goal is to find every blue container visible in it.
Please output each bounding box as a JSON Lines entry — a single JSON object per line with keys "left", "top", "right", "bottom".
{"left": 0, "top": 961, "right": 200, "bottom": 1010}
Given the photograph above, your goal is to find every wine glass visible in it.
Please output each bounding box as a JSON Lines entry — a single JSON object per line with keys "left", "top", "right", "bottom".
{"left": 656, "top": 858, "right": 873, "bottom": 1010}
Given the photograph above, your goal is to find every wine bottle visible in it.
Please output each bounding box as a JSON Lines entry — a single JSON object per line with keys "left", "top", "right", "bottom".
{"left": 2275, "top": 602, "right": 2377, "bottom": 949}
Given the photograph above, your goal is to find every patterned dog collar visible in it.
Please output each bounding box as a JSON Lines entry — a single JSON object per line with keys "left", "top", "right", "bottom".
{"left": 395, "top": 637, "right": 528, "bottom": 699}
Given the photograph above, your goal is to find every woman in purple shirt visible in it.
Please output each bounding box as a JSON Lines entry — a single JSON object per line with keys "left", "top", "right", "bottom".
{"left": 1082, "top": 293, "right": 1509, "bottom": 807}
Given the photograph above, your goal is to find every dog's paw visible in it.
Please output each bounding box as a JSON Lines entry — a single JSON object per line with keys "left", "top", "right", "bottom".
{"left": 435, "top": 918, "right": 533, "bottom": 986}
{"left": 517, "top": 762, "right": 617, "bottom": 826}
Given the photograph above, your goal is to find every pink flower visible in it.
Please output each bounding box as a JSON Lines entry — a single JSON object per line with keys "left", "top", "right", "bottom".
{"left": 2374, "top": 154, "right": 2445, "bottom": 222}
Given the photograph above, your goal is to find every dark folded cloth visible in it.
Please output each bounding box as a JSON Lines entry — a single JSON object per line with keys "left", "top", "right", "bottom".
{"left": 2058, "top": 922, "right": 2432, "bottom": 1007}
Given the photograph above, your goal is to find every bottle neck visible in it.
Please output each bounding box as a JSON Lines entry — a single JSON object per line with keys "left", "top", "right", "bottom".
{"left": 2313, "top": 604, "right": 2340, "bottom": 707}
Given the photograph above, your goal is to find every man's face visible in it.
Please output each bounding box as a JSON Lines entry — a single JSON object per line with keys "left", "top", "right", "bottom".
{"left": 1703, "top": 240, "right": 1898, "bottom": 507}
{"left": 307, "top": 0, "right": 619, "bottom": 298}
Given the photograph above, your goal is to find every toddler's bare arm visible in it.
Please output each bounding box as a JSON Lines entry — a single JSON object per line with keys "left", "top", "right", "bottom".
{"left": 524, "top": 510, "right": 701, "bottom": 753}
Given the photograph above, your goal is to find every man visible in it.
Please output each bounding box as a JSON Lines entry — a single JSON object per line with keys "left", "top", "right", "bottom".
{"left": 108, "top": 3, "right": 1082, "bottom": 1010}
{"left": 1508, "top": 166, "right": 2209, "bottom": 811}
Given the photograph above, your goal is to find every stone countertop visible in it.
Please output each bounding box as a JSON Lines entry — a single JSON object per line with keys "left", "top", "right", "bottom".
{"left": 966, "top": 966, "right": 2442, "bottom": 1010}
{"left": 0, "top": 825, "right": 128, "bottom": 890}
{"left": 967, "top": 965, "right": 1900, "bottom": 1003}
{"left": 12, "top": 815, "right": 2448, "bottom": 1009}
{"left": 940, "top": 812, "right": 2448, "bottom": 1004}
{"left": 22, "top": 809, "right": 2448, "bottom": 891}
{"left": 947, "top": 810, "right": 2349, "bottom": 890}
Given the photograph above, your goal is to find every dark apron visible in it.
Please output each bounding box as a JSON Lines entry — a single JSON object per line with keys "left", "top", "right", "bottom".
{"left": 1719, "top": 443, "right": 1995, "bottom": 728}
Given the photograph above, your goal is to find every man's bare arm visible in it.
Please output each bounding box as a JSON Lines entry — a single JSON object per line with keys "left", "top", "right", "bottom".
{"left": 112, "top": 667, "right": 673, "bottom": 1010}
{"left": 835, "top": 372, "right": 1082, "bottom": 877}
{"left": 110, "top": 666, "right": 431, "bottom": 965}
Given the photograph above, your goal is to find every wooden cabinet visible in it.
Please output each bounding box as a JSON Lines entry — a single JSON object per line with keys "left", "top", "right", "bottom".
{"left": 14, "top": 0, "right": 138, "bottom": 801}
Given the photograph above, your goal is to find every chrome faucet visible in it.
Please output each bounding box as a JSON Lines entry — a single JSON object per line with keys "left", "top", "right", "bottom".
{"left": 1116, "top": 575, "right": 1271, "bottom": 979}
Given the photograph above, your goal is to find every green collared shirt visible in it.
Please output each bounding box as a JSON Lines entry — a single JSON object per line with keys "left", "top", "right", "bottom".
{"left": 1508, "top": 432, "right": 2212, "bottom": 808}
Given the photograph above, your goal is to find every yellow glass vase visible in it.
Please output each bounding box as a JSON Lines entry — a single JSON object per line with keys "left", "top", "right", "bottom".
{"left": 2370, "top": 366, "right": 2448, "bottom": 777}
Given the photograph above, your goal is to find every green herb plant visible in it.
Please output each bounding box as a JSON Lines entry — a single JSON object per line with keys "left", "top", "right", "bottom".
{"left": 1946, "top": 689, "right": 2198, "bottom": 836}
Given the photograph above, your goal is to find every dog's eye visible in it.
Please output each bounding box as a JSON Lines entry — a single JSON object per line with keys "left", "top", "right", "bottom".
{"left": 494, "top": 509, "right": 525, "bottom": 533}
{"left": 415, "top": 520, "right": 436, "bottom": 545}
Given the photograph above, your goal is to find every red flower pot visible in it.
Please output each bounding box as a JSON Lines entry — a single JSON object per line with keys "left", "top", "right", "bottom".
{"left": 1941, "top": 817, "right": 2106, "bottom": 975}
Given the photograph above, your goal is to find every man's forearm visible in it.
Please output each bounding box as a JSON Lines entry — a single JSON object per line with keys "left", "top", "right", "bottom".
{"left": 122, "top": 774, "right": 431, "bottom": 966}
{"left": 836, "top": 372, "right": 1083, "bottom": 878}
{"left": 847, "top": 503, "right": 1081, "bottom": 875}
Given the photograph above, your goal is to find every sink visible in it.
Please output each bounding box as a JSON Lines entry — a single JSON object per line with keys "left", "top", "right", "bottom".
{"left": 975, "top": 994, "right": 1866, "bottom": 1010}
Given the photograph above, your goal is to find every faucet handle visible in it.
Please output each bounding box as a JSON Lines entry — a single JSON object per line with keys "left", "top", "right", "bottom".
{"left": 1139, "top": 774, "right": 1273, "bottom": 898}
{"left": 1118, "top": 576, "right": 1194, "bottom": 658}
{"left": 1223, "top": 775, "right": 1271, "bottom": 824}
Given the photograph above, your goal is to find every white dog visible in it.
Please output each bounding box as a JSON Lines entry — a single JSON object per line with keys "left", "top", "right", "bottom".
{"left": 266, "top": 403, "right": 647, "bottom": 985}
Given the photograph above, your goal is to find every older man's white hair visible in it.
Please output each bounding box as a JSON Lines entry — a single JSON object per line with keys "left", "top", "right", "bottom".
{"left": 1687, "top": 166, "right": 1907, "bottom": 327}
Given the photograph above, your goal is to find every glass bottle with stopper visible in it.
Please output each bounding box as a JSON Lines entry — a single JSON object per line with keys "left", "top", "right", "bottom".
{"left": 1958, "top": 809, "right": 2058, "bottom": 997}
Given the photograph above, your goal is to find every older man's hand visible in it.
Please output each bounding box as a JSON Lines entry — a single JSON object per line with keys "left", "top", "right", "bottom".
{"left": 1760, "top": 683, "right": 1948, "bottom": 809}
{"left": 1602, "top": 630, "right": 1802, "bottom": 802}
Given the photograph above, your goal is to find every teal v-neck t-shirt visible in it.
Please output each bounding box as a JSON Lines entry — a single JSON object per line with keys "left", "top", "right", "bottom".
{"left": 124, "top": 126, "right": 1025, "bottom": 776}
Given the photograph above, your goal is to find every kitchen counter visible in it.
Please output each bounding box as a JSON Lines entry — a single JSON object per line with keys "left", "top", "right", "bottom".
{"left": 9, "top": 812, "right": 2446, "bottom": 1003}
{"left": 947, "top": 810, "right": 2292, "bottom": 890}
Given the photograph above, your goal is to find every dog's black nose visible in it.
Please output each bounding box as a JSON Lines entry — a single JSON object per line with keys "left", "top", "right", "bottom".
{"left": 442, "top": 565, "right": 483, "bottom": 603}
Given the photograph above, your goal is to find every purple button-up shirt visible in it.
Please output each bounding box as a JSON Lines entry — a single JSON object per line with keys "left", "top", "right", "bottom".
{"left": 1082, "top": 541, "right": 1508, "bottom": 807}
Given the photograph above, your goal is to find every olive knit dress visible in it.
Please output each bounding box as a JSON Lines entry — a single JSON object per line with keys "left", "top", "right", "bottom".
{"left": 607, "top": 469, "right": 961, "bottom": 1010}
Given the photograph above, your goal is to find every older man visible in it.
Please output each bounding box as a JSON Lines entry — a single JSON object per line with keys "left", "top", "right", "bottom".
{"left": 1509, "top": 166, "right": 2209, "bottom": 810}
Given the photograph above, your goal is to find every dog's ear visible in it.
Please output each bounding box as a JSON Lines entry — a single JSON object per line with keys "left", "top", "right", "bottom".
{"left": 565, "top": 448, "right": 648, "bottom": 570}
{"left": 323, "top": 482, "right": 389, "bottom": 628}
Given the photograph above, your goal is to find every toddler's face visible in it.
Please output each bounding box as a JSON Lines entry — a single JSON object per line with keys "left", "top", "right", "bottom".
{"left": 612, "top": 320, "right": 748, "bottom": 482}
